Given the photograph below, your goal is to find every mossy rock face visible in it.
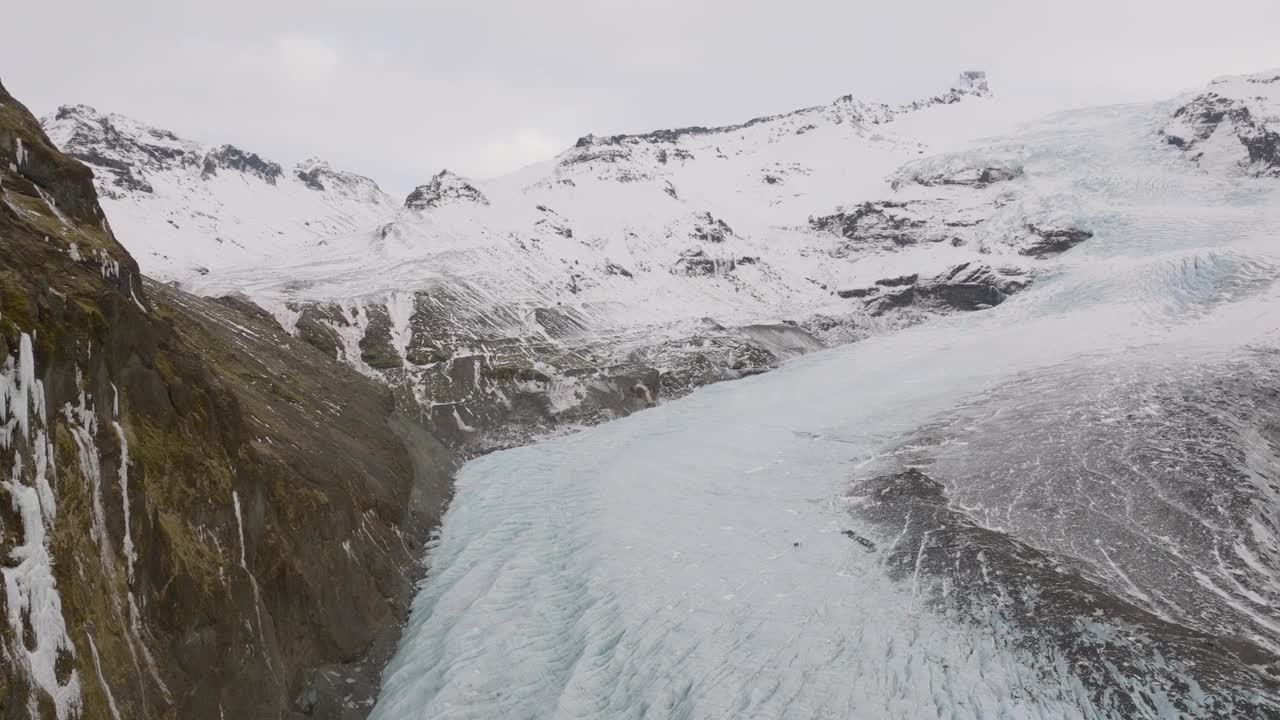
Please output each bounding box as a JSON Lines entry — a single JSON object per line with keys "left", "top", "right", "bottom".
{"left": 0, "top": 77, "right": 455, "bottom": 720}
{"left": 405, "top": 347, "right": 450, "bottom": 366}
{"left": 480, "top": 365, "right": 552, "bottom": 383}
{"left": 292, "top": 302, "right": 349, "bottom": 360}
{"left": 357, "top": 303, "right": 402, "bottom": 369}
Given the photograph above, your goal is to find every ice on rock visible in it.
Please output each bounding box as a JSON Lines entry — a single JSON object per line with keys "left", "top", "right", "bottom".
{"left": 113, "top": 421, "right": 136, "bottom": 582}
{"left": 1, "top": 334, "right": 83, "bottom": 719}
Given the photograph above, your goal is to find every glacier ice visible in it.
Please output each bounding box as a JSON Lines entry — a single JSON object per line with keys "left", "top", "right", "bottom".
{"left": 371, "top": 94, "right": 1280, "bottom": 718}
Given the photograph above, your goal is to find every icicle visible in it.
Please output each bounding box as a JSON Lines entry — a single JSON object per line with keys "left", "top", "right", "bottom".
{"left": 112, "top": 421, "right": 135, "bottom": 583}
{"left": 1, "top": 333, "right": 82, "bottom": 718}
{"left": 85, "top": 634, "right": 121, "bottom": 720}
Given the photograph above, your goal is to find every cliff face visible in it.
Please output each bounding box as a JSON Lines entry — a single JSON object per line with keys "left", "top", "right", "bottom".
{"left": 0, "top": 78, "right": 454, "bottom": 719}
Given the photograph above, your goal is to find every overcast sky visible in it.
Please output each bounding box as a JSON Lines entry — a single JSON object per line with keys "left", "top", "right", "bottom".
{"left": 4, "top": 1, "right": 1278, "bottom": 195}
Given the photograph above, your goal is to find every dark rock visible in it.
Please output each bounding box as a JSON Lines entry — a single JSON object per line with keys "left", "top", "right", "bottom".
{"left": 834, "top": 285, "right": 875, "bottom": 297}
{"left": 1020, "top": 224, "right": 1093, "bottom": 258}
{"left": 672, "top": 249, "right": 731, "bottom": 277}
{"left": 915, "top": 263, "right": 1028, "bottom": 311}
{"left": 296, "top": 167, "right": 326, "bottom": 191}
{"left": 216, "top": 293, "right": 284, "bottom": 331}
{"left": 898, "top": 162, "right": 1023, "bottom": 189}
{"left": 534, "top": 306, "right": 591, "bottom": 339}
{"left": 404, "top": 170, "right": 489, "bottom": 210}
{"left": 1163, "top": 92, "right": 1280, "bottom": 175}
{"left": 604, "top": 262, "right": 634, "bottom": 278}
{"left": 841, "top": 530, "right": 878, "bottom": 552}
{"left": 875, "top": 273, "right": 918, "bottom": 287}
{"left": 201, "top": 144, "right": 283, "bottom": 184}
{"left": 691, "top": 212, "right": 734, "bottom": 243}
{"left": 481, "top": 365, "right": 552, "bottom": 384}
{"left": 292, "top": 302, "right": 349, "bottom": 360}
{"left": 810, "top": 201, "right": 925, "bottom": 249}
{"left": 358, "top": 304, "right": 403, "bottom": 369}
{"left": 865, "top": 286, "right": 916, "bottom": 315}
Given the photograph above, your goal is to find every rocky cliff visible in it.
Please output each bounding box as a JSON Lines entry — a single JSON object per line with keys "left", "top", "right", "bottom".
{"left": 1, "top": 78, "right": 454, "bottom": 719}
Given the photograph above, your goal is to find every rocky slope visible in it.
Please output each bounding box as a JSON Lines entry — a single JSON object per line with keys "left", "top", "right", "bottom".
{"left": 2, "top": 78, "right": 453, "bottom": 719}
{"left": 1161, "top": 70, "right": 1280, "bottom": 176}
{"left": 44, "top": 72, "right": 1109, "bottom": 455}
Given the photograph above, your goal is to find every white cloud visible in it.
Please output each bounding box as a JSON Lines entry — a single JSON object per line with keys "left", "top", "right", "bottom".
{"left": 471, "top": 128, "right": 572, "bottom": 178}
{"left": 275, "top": 32, "right": 340, "bottom": 82}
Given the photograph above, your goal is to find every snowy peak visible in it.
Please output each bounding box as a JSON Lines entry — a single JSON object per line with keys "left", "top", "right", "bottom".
{"left": 1161, "top": 69, "right": 1280, "bottom": 176}
{"left": 200, "top": 143, "right": 283, "bottom": 184}
{"left": 547, "top": 72, "right": 992, "bottom": 186}
{"left": 568, "top": 71, "right": 991, "bottom": 151}
{"left": 42, "top": 105, "right": 389, "bottom": 198}
{"left": 953, "top": 70, "right": 990, "bottom": 96}
{"left": 404, "top": 170, "right": 489, "bottom": 210}
{"left": 294, "top": 156, "right": 388, "bottom": 203}
{"left": 44, "top": 103, "right": 203, "bottom": 196}
{"left": 40, "top": 103, "right": 398, "bottom": 280}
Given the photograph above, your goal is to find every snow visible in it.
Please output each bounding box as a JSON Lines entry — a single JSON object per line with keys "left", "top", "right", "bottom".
{"left": 45, "top": 75, "right": 1062, "bottom": 369}
{"left": 40, "top": 105, "right": 399, "bottom": 284}
{"left": 372, "top": 89, "right": 1280, "bottom": 718}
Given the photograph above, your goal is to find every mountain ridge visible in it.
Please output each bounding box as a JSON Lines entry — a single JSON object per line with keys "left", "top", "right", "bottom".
{"left": 37, "top": 70, "right": 1107, "bottom": 456}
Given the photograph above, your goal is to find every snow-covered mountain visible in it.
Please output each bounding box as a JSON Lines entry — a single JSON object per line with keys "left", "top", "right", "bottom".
{"left": 44, "top": 69, "right": 1279, "bottom": 454}
{"left": 13, "top": 63, "right": 1280, "bottom": 719}
{"left": 42, "top": 104, "right": 397, "bottom": 279}
{"left": 46, "top": 72, "right": 1107, "bottom": 453}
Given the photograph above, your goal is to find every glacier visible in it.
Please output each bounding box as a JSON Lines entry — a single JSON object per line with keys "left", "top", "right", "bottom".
{"left": 371, "top": 90, "right": 1280, "bottom": 718}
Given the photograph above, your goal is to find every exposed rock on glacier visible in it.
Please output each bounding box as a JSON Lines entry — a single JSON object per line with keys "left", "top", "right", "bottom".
{"left": 1162, "top": 70, "right": 1280, "bottom": 176}
{"left": 403, "top": 170, "right": 489, "bottom": 211}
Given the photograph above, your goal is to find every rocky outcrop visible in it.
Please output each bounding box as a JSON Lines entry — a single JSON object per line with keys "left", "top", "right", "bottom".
{"left": 565, "top": 71, "right": 988, "bottom": 159}
{"left": 403, "top": 170, "right": 488, "bottom": 210}
{"left": 672, "top": 248, "right": 735, "bottom": 277}
{"left": 1018, "top": 224, "right": 1093, "bottom": 258}
{"left": 282, "top": 287, "right": 826, "bottom": 457}
{"left": 294, "top": 158, "right": 388, "bottom": 204}
{"left": 811, "top": 200, "right": 939, "bottom": 250}
{"left": 1162, "top": 73, "right": 1280, "bottom": 176}
{"left": 1, "top": 77, "right": 454, "bottom": 720}
{"left": 43, "top": 105, "right": 203, "bottom": 198}
{"left": 850, "top": 263, "right": 1030, "bottom": 316}
{"left": 891, "top": 159, "right": 1023, "bottom": 189}
{"left": 690, "top": 212, "right": 734, "bottom": 243}
{"left": 813, "top": 187, "right": 1092, "bottom": 261}
{"left": 200, "top": 144, "right": 283, "bottom": 184}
